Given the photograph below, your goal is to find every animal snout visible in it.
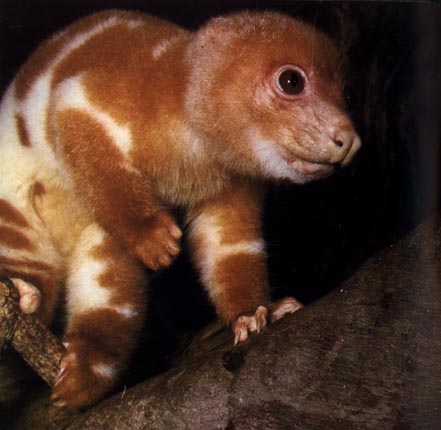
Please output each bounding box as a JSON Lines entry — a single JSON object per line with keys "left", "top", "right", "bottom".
{"left": 327, "top": 126, "right": 361, "bottom": 167}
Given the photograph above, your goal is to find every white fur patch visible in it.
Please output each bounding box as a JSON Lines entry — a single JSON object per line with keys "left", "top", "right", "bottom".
{"left": 112, "top": 305, "right": 138, "bottom": 318}
{"left": 152, "top": 37, "right": 178, "bottom": 60}
{"left": 251, "top": 135, "right": 301, "bottom": 182}
{"left": 0, "top": 15, "right": 126, "bottom": 205}
{"left": 57, "top": 17, "right": 119, "bottom": 64}
{"left": 92, "top": 362, "right": 115, "bottom": 379}
{"left": 220, "top": 240, "right": 265, "bottom": 256}
{"left": 126, "top": 19, "right": 144, "bottom": 29}
{"left": 0, "top": 84, "right": 57, "bottom": 194}
{"left": 66, "top": 224, "right": 140, "bottom": 322}
{"left": 249, "top": 129, "right": 330, "bottom": 184}
{"left": 66, "top": 224, "right": 111, "bottom": 320}
{"left": 17, "top": 16, "right": 121, "bottom": 167}
{"left": 178, "top": 122, "right": 206, "bottom": 159}
{"left": 54, "top": 75, "right": 133, "bottom": 155}
{"left": 189, "top": 212, "right": 265, "bottom": 299}
{"left": 20, "top": 73, "right": 56, "bottom": 167}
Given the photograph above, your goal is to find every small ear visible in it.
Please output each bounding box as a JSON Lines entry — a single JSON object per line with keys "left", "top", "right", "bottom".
{"left": 198, "top": 14, "right": 245, "bottom": 45}
{"left": 203, "top": 16, "right": 234, "bottom": 35}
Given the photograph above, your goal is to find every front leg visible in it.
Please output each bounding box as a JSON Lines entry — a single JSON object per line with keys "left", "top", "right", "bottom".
{"left": 186, "top": 181, "right": 302, "bottom": 344}
{"left": 50, "top": 77, "right": 181, "bottom": 270}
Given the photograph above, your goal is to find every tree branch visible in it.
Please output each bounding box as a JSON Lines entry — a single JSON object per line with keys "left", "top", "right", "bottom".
{"left": 0, "top": 278, "right": 64, "bottom": 387}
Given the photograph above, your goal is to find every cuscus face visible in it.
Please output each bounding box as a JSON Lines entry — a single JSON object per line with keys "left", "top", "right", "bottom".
{"left": 250, "top": 57, "right": 361, "bottom": 183}
{"left": 185, "top": 11, "right": 361, "bottom": 183}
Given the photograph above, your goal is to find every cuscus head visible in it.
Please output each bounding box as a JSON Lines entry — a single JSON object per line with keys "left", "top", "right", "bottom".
{"left": 184, "top": 11, "right": 361, "bottom": 183}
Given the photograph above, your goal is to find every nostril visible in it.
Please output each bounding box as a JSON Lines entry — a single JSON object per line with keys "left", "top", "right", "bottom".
{"left": 331, "top": 137, "right": 345, "bottom": 148}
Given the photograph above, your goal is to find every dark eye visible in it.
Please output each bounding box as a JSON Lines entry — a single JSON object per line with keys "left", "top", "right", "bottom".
{"left": 276, "top": 68, "right": 305, "bottom": 95}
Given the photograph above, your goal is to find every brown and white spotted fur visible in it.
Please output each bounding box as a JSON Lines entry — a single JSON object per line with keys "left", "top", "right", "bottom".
{"left": 0, "top": 10, "right": 361, "bottom": 409}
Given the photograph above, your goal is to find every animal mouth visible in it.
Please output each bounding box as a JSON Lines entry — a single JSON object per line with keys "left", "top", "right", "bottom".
{"left": 276, "top": 143, "right": 334, "bottom": 178}
{"left": 289, "top": 158, "right": 334, "bottom": 179}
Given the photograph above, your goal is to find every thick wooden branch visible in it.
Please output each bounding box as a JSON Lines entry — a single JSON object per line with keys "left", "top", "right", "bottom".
{"left": 0, "top": 277, "right": 64, "bottom": 387}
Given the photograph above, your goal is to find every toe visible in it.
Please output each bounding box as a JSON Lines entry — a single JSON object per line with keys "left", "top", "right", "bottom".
{"left": 255, "top": 306, "right": 268, "bottom": 333}
{"left": 232, "top": 306, "right": 269, "bottom": 345}
{"left": 270, "top": 297, "right": 303, "bottom": 323}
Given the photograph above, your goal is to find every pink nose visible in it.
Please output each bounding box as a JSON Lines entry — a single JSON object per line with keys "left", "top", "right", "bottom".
{"left": 327, "top": 127, "right": 361, "bottom": 166}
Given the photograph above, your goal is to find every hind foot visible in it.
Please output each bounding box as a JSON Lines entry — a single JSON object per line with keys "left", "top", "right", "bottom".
{"left": 11, "top": 278, "right": 41, "bottom": 314}
{"left": 51, "top": 338, "right": 118, "bottom": 409}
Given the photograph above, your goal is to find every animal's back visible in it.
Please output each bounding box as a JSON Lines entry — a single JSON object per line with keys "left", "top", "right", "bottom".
{"left": 1, "top": 9, "right": 188, "bottom": 201}
{"left": 0, "top": 9, "right": 190, "bottom": 273}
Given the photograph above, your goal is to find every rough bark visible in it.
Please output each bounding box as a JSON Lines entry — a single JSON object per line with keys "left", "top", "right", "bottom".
{"left": 50, "top": 211, "right": 440, "bottom": 430}
{"left": 0, "top": 278, "right": 65, "bottom": 386}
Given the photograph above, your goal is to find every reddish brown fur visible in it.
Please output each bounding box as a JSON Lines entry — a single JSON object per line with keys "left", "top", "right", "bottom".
{"left": 0, "top": 256, "right": 54, "bottom": 275}
{"left": 0, "top": 226, "right": 35, "bottom": 251}
{"left": 90, "top": 235, "right": 146, "bottom": 310}
{"left": 0, "top": 199, "right": 29, "bottom": 227}
{"left": 51, "top": 233, "right": 146, "bottom": 407}
{"left": 213, "top": 253, "right": 269, "bottom": 323}
{"left": 15, "top": 114, "right": 32, "bottom": 147}
{"left": 14, "top": 12, "right": 131, "bottom": 101}
{"left": 31, "top": 181, "right": 46, "bottom": 197}
{"left": 186, "top": 180, "right": 269, "bottom": 324}
{"left": 52, "top": 108, "right": 175, "bottom": 268}
{"left": 57, "top": 308, "right": 143, "bottom": 408}
{"left": 1, "top": 9, "right": 361, "bottom": 410}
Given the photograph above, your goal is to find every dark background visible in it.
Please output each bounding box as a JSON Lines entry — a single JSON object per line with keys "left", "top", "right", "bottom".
{"left": 1, "top": 0, "right": 440, "bottom": 386}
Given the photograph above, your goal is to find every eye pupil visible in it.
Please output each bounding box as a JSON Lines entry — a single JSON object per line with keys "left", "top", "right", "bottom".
{"left": 277, "top": 69, "right": 305, "bottom": 95}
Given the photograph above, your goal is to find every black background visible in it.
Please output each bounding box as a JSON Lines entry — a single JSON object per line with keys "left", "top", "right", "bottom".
{"left": 1, "top": 0, "right": 440, "bottom": 385}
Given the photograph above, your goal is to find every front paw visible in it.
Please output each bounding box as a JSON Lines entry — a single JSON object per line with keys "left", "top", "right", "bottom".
{"left": 51, "top": 340, "right": 117, "bottom": 410}
{"left": 134, "top": 211, "right": 182, "bottom": 270}
{"left": 232, "top": 306, "right": 268, "bottom": 345}
{"left": 232, "top": 297, "right": 303, "bottom": 345}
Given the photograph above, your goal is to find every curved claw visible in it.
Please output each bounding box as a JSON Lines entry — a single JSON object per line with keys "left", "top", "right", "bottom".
{"left": 233, "top": 306, "right": 268, "bottom": 345}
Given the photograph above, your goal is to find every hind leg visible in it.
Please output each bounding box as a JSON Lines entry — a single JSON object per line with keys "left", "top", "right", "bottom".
{"left": 51, "top": 223, "right": 146, "bottom": 409}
